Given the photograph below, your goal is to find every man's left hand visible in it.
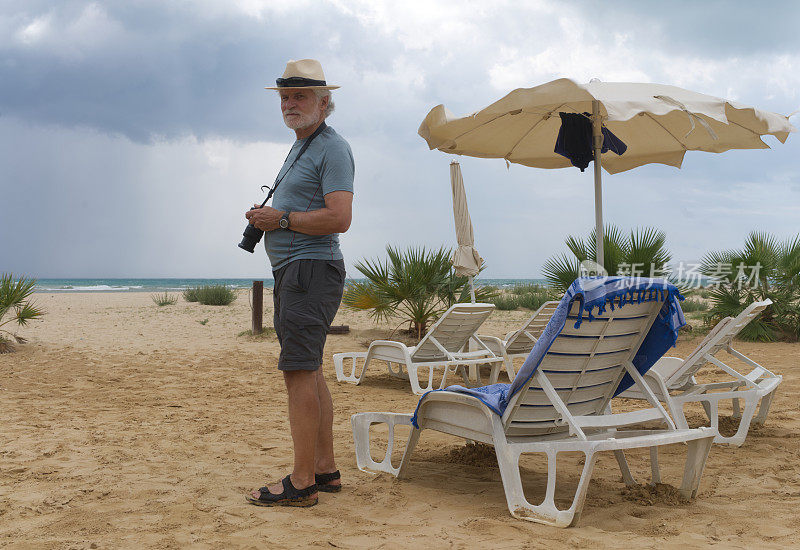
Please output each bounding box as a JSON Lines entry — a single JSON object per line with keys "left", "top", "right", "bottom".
{"left": 246, "top": 204, "right": 283, "bottom": 231}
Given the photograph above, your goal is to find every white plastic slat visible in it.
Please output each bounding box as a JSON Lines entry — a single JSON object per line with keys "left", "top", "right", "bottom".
{"left": 537, "top": 350, "right": 629, "bottom": 370}
{"left": 560, "top": 316, "right": 648, "bottom": 336}
{"left": 547, "top": 333, "right": 639, "bottom": 354}
{"left": 518, "top": 382, "right": 614, "bottom": 407}
{"left": 511, "top": 397, "right": 606, "bottom": 424}
{"left": 541, "top": 367, "right": 620, "bottom": 388}
{"left": 412, "top": 307, "right": 493, "bottom": 359}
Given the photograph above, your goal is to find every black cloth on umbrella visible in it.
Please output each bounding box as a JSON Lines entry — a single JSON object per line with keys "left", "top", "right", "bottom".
{"left": 554, "top": 112, "right": 627, "bottom": 172}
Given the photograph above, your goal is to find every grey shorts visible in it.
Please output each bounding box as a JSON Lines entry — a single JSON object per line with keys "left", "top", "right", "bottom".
{"left": 272, "top": 259, "right": 346, "bottom": 371}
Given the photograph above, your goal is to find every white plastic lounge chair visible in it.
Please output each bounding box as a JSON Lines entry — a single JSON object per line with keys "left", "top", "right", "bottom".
{"left": 618, "top": 299, "right": 781, "bottom": 446}
{"left": 351, "top": 291, "right": 716, "bottom": 527}
{"left": 479, "top": 300, "right": 559, "bottom": 381}
{"left": 333, "top": 303, "right": 504, "bottom": 395}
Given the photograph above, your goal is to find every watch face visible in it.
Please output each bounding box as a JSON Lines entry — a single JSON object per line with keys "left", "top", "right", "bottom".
{"left": 280, "top": 218, "right": 288, "bottom": 229}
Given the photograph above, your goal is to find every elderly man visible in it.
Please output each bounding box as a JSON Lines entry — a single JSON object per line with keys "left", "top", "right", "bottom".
{"left": 245, "top": 59, "right": 354, "bottom": 507}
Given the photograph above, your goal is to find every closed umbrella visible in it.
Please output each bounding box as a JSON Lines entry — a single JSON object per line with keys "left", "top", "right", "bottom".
{"left": 449, "top": 161, "right": 483, "bottom": 301}
{"left": 419, "top": 78, "right": 796, "bottom": 268}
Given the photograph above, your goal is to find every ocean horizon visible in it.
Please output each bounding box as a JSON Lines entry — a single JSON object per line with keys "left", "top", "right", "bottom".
{"left": 34, "top": 278, "right": 550, "bottom": 293}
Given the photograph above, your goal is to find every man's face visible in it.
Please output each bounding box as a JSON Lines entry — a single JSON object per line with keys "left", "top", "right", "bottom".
{"left": 280, "top": 89, "right": 325, "bottom": 130}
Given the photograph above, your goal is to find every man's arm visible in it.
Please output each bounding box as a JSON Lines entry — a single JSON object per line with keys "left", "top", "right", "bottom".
{"left": 246, "top": 190, "right": 353, "bottom": 235}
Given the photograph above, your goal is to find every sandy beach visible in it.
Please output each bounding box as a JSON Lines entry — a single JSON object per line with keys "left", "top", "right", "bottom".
{"left": 1, "top": 290, "right": 798, "bottom": 549}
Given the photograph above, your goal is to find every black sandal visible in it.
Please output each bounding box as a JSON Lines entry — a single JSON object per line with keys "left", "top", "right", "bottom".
{"left": 246, "top": 475, "right": 318, "bottom": 507}
{"left": 315, "top": 470, "right": 341, "bottom": 493}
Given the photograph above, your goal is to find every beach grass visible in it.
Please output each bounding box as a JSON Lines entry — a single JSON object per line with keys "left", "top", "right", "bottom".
{"left": 681, "top": 298, "right": 710, "bottom": 313}
{"left": 184, "top": 285, "right": 237, "bottom": 306}
{"left": 183, "top": 286, "right": 200, "bottom": 302}
{"left": 489, "top": 295, "right": 520, "bottom": 311}
{"left": 491, "top": 283, "right": 558, "bottom": 311}
{"left": 151, "top": 292, "right": 178, "bottom": 306}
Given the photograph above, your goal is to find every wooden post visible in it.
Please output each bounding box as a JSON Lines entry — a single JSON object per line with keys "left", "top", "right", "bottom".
{"left": 252, "top": 280, "right": 263, "bottom": 335}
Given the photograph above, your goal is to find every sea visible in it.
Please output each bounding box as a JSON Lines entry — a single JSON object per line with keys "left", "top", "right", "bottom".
{"left": 34, "top": 278, "right": 549, "bottom": 293}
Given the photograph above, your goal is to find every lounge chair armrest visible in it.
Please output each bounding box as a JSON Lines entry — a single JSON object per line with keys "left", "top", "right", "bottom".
{"left": 367, "top": 340, "right": 413, "bottom": 364}
{"left": 648, "top": 357, "right": 685, "bottom": 383}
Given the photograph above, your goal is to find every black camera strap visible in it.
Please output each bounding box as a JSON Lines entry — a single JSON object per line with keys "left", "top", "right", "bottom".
{"left": 259, "top": 121, "right": 328, "bottom": 207}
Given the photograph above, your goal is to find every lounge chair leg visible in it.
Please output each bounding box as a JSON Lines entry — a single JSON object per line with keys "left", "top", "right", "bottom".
{"left": 650, "top": 446, "right": 661, "bottom": 484}
{"left": 679, "top": 434, "right": 714, "bottom": 499}
{"left": 731, "top": 396, "right": 742, "bottom": 419}
{"left": 407, "top": 365, "right": 434, "bottom": 395}
{"left": 720, "top": 395, "right": 758, "bottom": 447}
{"left": 754, "top": 389, "right": 776, "bottom": 425}
{"left": 396, "top": 427, "right": 422, "bottom": 479}
{"left": 351, "top": 412, "right": 413, "bottom": 476}
{"left": 496, "top": 442, "right": 597, "bottom": 528}
{"left": 614, "top": 450, "right": 636, "bottom": 485}
{"left": 457, "top": 365, "right": 472, "bottom": 387}
{"left": 333, "top": 352, "right": 369, "bottom": 384}
{"left": 701, "top": 400, "right": 713, "bottom": 422}
{"left": 387, "top": 361, "right": 408, "bottom": 380}
{"left": 488, "top": 362, "right": 500, "bottom": 385}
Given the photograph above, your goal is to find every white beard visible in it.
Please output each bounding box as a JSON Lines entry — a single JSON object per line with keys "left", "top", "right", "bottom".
{"left": 282, "top": 109, "right": 320, "bottom": 130}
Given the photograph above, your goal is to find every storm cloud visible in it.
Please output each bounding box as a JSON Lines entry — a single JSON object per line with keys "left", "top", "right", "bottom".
{"left": 1, "top": 1, "right": 798, "bottom": 278}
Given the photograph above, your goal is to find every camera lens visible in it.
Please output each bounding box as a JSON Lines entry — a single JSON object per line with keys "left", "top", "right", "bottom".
{"left": 238, "top": 223, "right": 264, "bottom": 253}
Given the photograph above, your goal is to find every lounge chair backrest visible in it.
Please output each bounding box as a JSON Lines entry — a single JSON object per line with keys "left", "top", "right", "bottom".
{"left": 666, "top": 299, "right": 771, "bottom": 388}
{"left": 411, "top": 303, "right": 495, "bottom": 362}
{"left": 501, "top": 295, "right": 663, "bottom": 436}
{"left": 504, "top": 301, "right": 559, "bottom": 355}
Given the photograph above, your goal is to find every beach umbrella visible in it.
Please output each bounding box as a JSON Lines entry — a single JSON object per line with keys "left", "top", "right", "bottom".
{"left": 449, "top": 160, "right": 483, "bottom": 302}
{"left": 419, "top": 78, "right": 796, "bottom": 268}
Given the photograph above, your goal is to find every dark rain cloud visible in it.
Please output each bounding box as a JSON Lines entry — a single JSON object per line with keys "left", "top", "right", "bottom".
{"left": 0, "top": 1, "right": 400, "bottom": 142}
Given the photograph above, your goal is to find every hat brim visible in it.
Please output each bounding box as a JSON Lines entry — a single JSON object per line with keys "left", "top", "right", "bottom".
{"left": 264, "top": 85, "right": 340, "bottom": 90}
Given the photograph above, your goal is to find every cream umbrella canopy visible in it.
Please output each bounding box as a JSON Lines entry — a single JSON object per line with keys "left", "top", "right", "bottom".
{"left": 449, "top": 161, "right": 483, "bottom": 302}
{"left": 419, "top": 78, "right": 796, "bottom": 268}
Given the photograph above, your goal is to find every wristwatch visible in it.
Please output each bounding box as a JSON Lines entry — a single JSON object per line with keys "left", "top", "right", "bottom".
{"left": 279, "top": 211, "right": 292, "bottom": 230}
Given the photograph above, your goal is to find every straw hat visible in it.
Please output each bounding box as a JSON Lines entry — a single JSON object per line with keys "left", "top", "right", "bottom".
{"left": 264, "top": 59, "right": 340, "bottom": 90}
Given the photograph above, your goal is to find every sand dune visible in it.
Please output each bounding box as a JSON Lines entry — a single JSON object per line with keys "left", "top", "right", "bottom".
{"left": 1, "top": 291, "right": 798, "bottom": 548}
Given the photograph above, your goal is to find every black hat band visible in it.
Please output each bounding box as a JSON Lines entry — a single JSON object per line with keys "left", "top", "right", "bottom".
{"left": 276, "top": 76, "right": 328, "bottom": 87}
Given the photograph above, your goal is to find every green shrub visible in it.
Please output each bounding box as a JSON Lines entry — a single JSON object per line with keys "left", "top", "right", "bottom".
{"left": 543, "top": 225, "right": 672, "bottom": 292}
{"left": 490, "top": 295, "right": 520, "bottom": 311}
{"left": 510, "top": 283, "right": 544, "bottom": 295}
{"left": 183, "top": 286, "right": 200, "bottom": 302}
{"left": 680, "top": 298, "right": 709, "bottom": 313}
{"left": 1, "top": 273, "right": 45, "bottom": 353}
{"left": 342, "top": 245, "right": 498, "bottom": 338}
{"left": 517, "top": 291, "right": 551, "bottom": 311}
{"left": 151, "top": 292, "right": 178, "bottom": 306}
{"left": 195, "top": 285, "right": 237, "bottom": 306}
{"left": 701, "top": 231, "right": 800, "bottom": 341}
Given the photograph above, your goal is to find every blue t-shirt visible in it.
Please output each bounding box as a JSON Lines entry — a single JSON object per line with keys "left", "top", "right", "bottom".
{"left": 264, "top": 125, "right": 355, "bottom": 270}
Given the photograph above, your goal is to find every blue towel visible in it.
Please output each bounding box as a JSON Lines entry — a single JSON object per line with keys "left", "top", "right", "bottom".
{"left": 410, "top": 277, "right": 685, "bottom": 427}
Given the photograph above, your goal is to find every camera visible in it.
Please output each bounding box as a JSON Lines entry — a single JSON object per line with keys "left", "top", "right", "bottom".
{"left": 238, "top": 207, "right": 264, "bottom": 253}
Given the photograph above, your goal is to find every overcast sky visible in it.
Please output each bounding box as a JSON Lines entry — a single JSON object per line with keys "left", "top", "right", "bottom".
{"left": 2, "top": 0, "right": 799, "bottom": 279}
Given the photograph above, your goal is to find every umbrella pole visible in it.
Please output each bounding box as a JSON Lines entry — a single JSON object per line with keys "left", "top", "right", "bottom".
{"left": 469, "top": 276, "right": 475, "bottom": 303}
{"left": 591, "top": 100, "right": 605, "bottom": 271}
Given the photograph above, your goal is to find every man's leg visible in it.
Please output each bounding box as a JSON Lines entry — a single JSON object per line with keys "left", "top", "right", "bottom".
{"left": 285, "top": 369, "right": 320, "bottom": 490}
{"left": 255, "top": 369, "right": 320, "bottom": 496}
{"left": 315, "top": 366, "right": 339, "bottom": 486}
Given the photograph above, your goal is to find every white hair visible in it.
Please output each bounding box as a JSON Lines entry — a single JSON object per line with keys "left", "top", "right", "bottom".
{"left": 314, "top": 89, "right": 335, "bottom": 118}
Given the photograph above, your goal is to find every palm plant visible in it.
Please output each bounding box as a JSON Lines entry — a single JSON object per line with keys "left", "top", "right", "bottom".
{"left": 701, "top": 231, "right": 800, "bottom": 341}
{"left": 0, "top": 274, "right": 45, "bottom": 353}
{"left": 542, "top": 225, "right": 672, "bottom": 292}
{"left": 342, "top": 245, "right": 497, "bottom": 339}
